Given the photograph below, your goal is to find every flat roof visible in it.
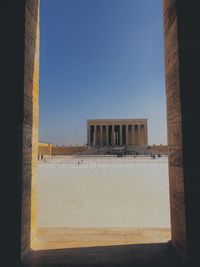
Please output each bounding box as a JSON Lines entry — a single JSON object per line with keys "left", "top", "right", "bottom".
{"left": 87, "top": 119, "right": 148, "bottom": 124}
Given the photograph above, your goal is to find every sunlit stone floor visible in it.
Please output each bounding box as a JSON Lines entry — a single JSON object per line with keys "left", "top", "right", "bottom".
{"left": 34, "top": 156, "right": 171, "bottom": 251}
{"left": 37, "top": 156, "right": 170, "bottom": 228}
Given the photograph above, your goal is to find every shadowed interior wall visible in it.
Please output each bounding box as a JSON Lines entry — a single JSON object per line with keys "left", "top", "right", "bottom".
{"left": 175, "top": 0, "right": 200, "bottom": 261}
{"left": 0, "top": 1, "right": 26, "bottom": 265}
{"left": 1, "top": 0, "right": 39, "bottom": 265}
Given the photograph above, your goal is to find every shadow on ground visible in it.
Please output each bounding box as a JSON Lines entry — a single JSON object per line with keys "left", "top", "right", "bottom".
{"left": 26, "top": 241, "right": 185, "bottom": 266}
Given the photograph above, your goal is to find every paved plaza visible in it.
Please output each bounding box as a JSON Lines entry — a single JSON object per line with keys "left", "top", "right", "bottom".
{"left": 37, "top": 156, "right": 170, "bottom": 228}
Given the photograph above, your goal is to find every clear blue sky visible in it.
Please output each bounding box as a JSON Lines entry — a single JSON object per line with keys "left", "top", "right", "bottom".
{"left": 39, "top": 0, "right": 167, "bottom": 146}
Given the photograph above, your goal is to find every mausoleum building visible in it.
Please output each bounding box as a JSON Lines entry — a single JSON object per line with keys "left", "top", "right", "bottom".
{"left": 87, "top": 119, "right": 148, "bottom": 146}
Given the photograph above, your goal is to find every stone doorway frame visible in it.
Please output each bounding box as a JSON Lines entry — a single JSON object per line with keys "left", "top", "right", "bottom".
{"left": 22, "top": 0, "right": 188, "bottom": 263}
{"left": 2, "top": 0, "right": 199, "bottom": 265}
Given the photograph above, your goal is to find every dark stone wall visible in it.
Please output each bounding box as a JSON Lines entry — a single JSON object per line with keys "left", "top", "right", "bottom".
{"left": 175, "top": 0, "right": 200, "bottom": 262}
{"left": 0, "top": 0, "right": 39, "bottom": 265}
{"left": 0, "top": 1, "right": 26, "bottom": 266}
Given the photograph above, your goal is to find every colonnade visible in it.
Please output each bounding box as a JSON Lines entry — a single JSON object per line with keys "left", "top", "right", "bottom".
{"left": 87, "top": 120, "right": 148, "bottom": 146}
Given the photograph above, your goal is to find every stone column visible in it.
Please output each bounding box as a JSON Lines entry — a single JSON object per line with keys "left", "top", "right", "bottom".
{"left": 126, "top": 125, "right": 129, "bottom": 145}
{"left": 87, "top": 124, "right": 91, "bottom": 146}
{"left": 140, "top": 125, "right": 143, "bottom": 145}
{"left": 94, "top": 125, "right": 96, "bottom": 146}
{"left": 142, "top": 125, "right": 145, "bottom": 145}
{"left": 90, "top": 125, "right": 92, "bottom": 145}
{"left": 100, "top": 125, "right": 103, "bottom": 145}
{"left": 120, "top": 125, "right": 123, "bottom": 145}
{"left": 144, "top": 123, "right": 148, "bottom": 145}
{"left": 112, "top": 125, "right": 115, "bottom": 145}
{"left": 132, "top": 125, "right": 135, "bottom": 145}
{"left": 138, "top": 125, "right": 141, "bottom": 145}
{"left": 49, "top": 144, "right": 52, "bottom": 156}
{"left": 106, "top": 125, "right": 109, "bottom": 145}
{"left": 142, "top": 125, "right": 146, "bottom": 145}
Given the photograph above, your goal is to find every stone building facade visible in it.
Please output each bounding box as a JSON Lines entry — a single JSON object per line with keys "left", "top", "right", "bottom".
{"left": 38, "top": 143, "right": 53, "bottom": 156}
{"left": 87, "top": 119, "right": 148, "bottom": 146}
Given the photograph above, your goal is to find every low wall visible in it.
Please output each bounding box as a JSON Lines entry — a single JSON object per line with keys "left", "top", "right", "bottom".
{"left": 147, "top": 145, "right": 168, "bottom": 154}
{"left": 38, "top": 143, "right": 168, "bottom": 156}
{"left": 52, "top": 146, "right": 88, "bottom": 155}
{"left": 38, "top": 143, "right": 89, "bottom": 156}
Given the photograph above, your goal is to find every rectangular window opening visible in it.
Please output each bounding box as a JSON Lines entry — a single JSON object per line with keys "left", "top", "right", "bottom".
{"left": 32, "top": 0, "right": 171, "bottom": 251}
